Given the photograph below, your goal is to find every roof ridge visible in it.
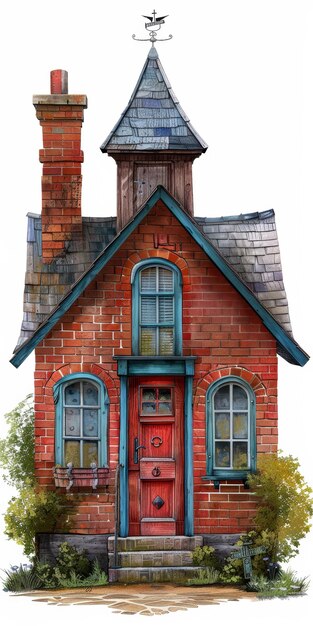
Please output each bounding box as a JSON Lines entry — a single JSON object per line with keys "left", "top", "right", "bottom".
{"left": 195, "top": 209, "right": 275, "bottom": 223}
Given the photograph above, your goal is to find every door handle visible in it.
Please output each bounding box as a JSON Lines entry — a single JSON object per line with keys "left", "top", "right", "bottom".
{"left": 134, "top": 437, "right": 146, "bottom": 464}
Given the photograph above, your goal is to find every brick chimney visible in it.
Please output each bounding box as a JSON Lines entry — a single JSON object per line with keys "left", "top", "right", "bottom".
{"left": 33, "top": 70, "right": 87, "bottom": 263}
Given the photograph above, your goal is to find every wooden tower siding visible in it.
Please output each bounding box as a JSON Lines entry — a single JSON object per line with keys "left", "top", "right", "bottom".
{"left": 115, "top": 153, "right": 197, "bottom": 231}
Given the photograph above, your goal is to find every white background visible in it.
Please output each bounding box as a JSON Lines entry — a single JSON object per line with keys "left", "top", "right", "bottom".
{"left": 0, "top": 1, "right": 312, "bottom": 623}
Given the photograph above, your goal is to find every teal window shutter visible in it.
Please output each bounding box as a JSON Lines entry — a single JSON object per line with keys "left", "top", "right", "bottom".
{"left": 206, "top": 377, "right": 256, "bottom": 481}
{"left": 132, "top": 260, "right": 182, "bottom": 356}
{"left": 54, "top": 373, "right": 109, "bottom": 467}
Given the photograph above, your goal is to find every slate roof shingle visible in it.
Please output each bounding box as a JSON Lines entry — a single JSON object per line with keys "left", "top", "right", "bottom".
{"left": 100, "top": 47, "right": 207, "bottom": 153}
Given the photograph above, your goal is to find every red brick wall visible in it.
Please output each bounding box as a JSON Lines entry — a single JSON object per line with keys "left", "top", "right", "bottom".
{"left": 34, "top": 96, "right": 87, "bottom": 263}
{"left": 34, "top": 200, "right": 277, "bottom": 535}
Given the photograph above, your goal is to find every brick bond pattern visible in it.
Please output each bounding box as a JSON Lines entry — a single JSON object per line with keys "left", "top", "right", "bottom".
{"left": 33, "top": 95, "right": 87, "bottom": 263}
{"left": 34, "top": 201, "right": 278, "bottom": 535}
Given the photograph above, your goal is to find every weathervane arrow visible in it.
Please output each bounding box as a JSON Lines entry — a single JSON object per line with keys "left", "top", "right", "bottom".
{"left": 133, "top": 10, "right": 173, "bottom": 45}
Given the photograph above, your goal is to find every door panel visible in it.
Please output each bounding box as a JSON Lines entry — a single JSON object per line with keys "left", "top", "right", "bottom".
{"left": 128, "top": 376, "right": 184, "bottom": 536}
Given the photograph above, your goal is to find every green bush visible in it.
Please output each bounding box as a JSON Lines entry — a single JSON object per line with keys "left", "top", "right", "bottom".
{"left": 248, "top": 452, "right": 313, "bottom": 562}
{"left": 2, "top": 544, "right": 108, "bottom": 592}
{"left": 1, "top": 396, "right": 74, "bottom": 558}
{"left": 191, "top": 545, "right": 220, "bottom": 569}
{"left": 0, "top": 395, "right": 34, "bottom": 489}
{"left": 4, "top": 486, "right": 73, "bottom": 557}
{"left": 34, "top": 542, "right": 107, "bottom": 589}
{"left": 54, "top": 542, "right": 92, "bottom": 579}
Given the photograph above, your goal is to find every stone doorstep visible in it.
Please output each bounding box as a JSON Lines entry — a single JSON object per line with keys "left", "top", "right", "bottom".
{"left": 107, "top": 535, "right": 203, "bottom": 552}
{"left": 108, "top": 549, "right": 195, "bottom": 568}
{"left": 108, "top": 565, "right": 204, "bottom": 584}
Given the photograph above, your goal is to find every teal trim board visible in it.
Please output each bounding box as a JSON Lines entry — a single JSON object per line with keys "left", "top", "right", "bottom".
{"left": 131, "top": 258, "right": 182, "bottom": 357}
{"left": 114, "top": 356, "right": 196, "bottom": 376}
{"left": 53, "top": 373, "right": 109, "bottom": 467}
{"left": 184, "top": 374, "right": 194, "bottom": 536}
{"left": 11, "top": 186, "right": 309, "bottom": 368}
{"left": 204, "top": 376, "right": 256, "bottom": 484}
{"left": 119, "top": 375, "right": 129, "bottom": 537}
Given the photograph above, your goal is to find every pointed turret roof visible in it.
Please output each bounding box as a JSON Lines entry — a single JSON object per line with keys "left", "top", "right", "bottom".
{"left": 100, "top": 47, "right": 207, "bottom": 153}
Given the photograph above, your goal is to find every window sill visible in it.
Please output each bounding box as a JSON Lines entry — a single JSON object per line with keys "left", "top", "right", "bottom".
{"left": 201, "top": 473, "right": 252, "bottom": 489}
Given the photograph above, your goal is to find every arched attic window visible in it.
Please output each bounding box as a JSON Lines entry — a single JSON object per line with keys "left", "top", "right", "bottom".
{"left": 131, "top": 260, "right": 182, "bottom": 356}
{"left": 54, "top": 374, "right": 109, "bottom": 468}
{"left": 206, "top": 377, "right": 256, "bottom": 486}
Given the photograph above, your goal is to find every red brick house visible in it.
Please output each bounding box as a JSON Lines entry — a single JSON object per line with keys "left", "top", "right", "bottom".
{"left": 11, "top": 46, "right": 308, "bottom": 581}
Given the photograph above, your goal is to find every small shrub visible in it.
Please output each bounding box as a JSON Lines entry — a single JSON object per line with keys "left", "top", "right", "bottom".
{"left": 54, "top": 542, "right": 92, "bottom": 579}
{"left": 191, "top": 545, "right": 220, "bottom": 569}
{"left": 56, "top": 559, "right": 108, "bottom": 588}
{"left": 219, "top": 557, "right": 243, "bottom": 585}
{"left": 34, "top": 562, "right": 59, "bottom": 588}
{"left": 33, "top": 543, "right": 108, "bottom": 589}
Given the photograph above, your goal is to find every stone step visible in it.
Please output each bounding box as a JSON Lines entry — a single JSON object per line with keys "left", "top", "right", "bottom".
{"left": 109, "top": 549, "right": 195, "bottom": 568}
{"left": 109, "top": 566, "right": 204, "bottom": 584}
{"left": 108, "top": 535, "right": 203, "bottom": 553}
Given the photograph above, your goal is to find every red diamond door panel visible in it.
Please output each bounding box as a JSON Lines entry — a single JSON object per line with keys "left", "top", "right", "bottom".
{"left": 128, "top": 377, "right": 184, "bottom": 536}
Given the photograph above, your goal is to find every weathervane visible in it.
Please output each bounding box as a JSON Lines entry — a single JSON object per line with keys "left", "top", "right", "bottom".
{"left": 132, "top": 10, "right": 172, "bottom": 46}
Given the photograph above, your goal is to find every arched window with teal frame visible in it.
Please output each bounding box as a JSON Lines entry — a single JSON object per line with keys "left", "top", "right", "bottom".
{"left": 206, "top": 377, "right": 256, "bottom": 483}
{"left": 54, "top": 373, "right": 109, "bottom": 467}
{"left": 131, "top": 259, "right": 182, "bottom": 356}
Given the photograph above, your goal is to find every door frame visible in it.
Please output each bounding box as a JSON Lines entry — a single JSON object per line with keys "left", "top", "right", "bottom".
{"left": 115, "top": 357, "right": 195, "bottom": 537}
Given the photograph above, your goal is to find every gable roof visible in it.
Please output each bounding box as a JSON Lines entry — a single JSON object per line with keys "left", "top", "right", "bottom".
{"left": 11, "top": 186, "right": 308, "bottom": 368}
{"left": 100, "top": 47, "right": 207, "bottom": 153}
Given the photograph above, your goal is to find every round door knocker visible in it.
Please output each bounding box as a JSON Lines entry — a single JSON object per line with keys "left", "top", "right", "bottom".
{"left": 152, "top": 466, "right": 161, "bottom": 477}
{"left": 151, "top": 435, "right": 163, "bottom": 448}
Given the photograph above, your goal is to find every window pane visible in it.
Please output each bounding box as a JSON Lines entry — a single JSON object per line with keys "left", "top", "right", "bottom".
{"left": 215, "top": 413, "right": 230, "bottom": 439}
{"left": 141, "top": 267, "right": 157, "bottom": 292}
{"left": 65, "top": 408, "right": 80, "bottom": 436}
{"left": 83, "top": 382, "right": 98, "bottom": 406}
{"left": 233, "top": 385, "right": 248, "bottom": 410}
{"left": 214, "top": 386, "right": 230, "bottom": 410}
{"left": 159, "top": 267, "right": 173, "bottom": 291}
{"left": 159, "top": 328, "right": 174, "bottom": 355}
{"left": 159, "top": 297, "right": 174, "bottom": 323}
{"left": 64, "top": 440, "right": 80, "bottom": 466}
{"left": 83, "top": 441, "right": 98, "bottom": 466}
{"left": 65, "top": 382, "right": 80, "bottom": 406}
{"left": 233, "top": 442, "right": 248, "bottom": 469}
{"left": 142, "top": 388, "right": 156, "bottom": 402}
{"left": 159, "top": 388, "right": 171, "bottom": 402}
{"left": 141, "top": 296, "right": 157, "bottom": 324}
{"left": 233, "top": 413, "right": 248, "bottom": 439}
{"left": 158, "top": 402, "right": 172, "bottom": 414}
{"left": 215, "top": 442, "right": 230, "bottom": 468}
{"left": 140, "top": 327, "right": 156, "bottom": 355}
{"left": 142, "top": 402, "right": 156, "bottom": 414}
{"left": 83, "top": 409, "right": 99, "bottom": 437}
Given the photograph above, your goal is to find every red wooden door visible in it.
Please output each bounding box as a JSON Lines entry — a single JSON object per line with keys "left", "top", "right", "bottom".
{"left": 128, "top": 377, "right": 184, "bottom": 536}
